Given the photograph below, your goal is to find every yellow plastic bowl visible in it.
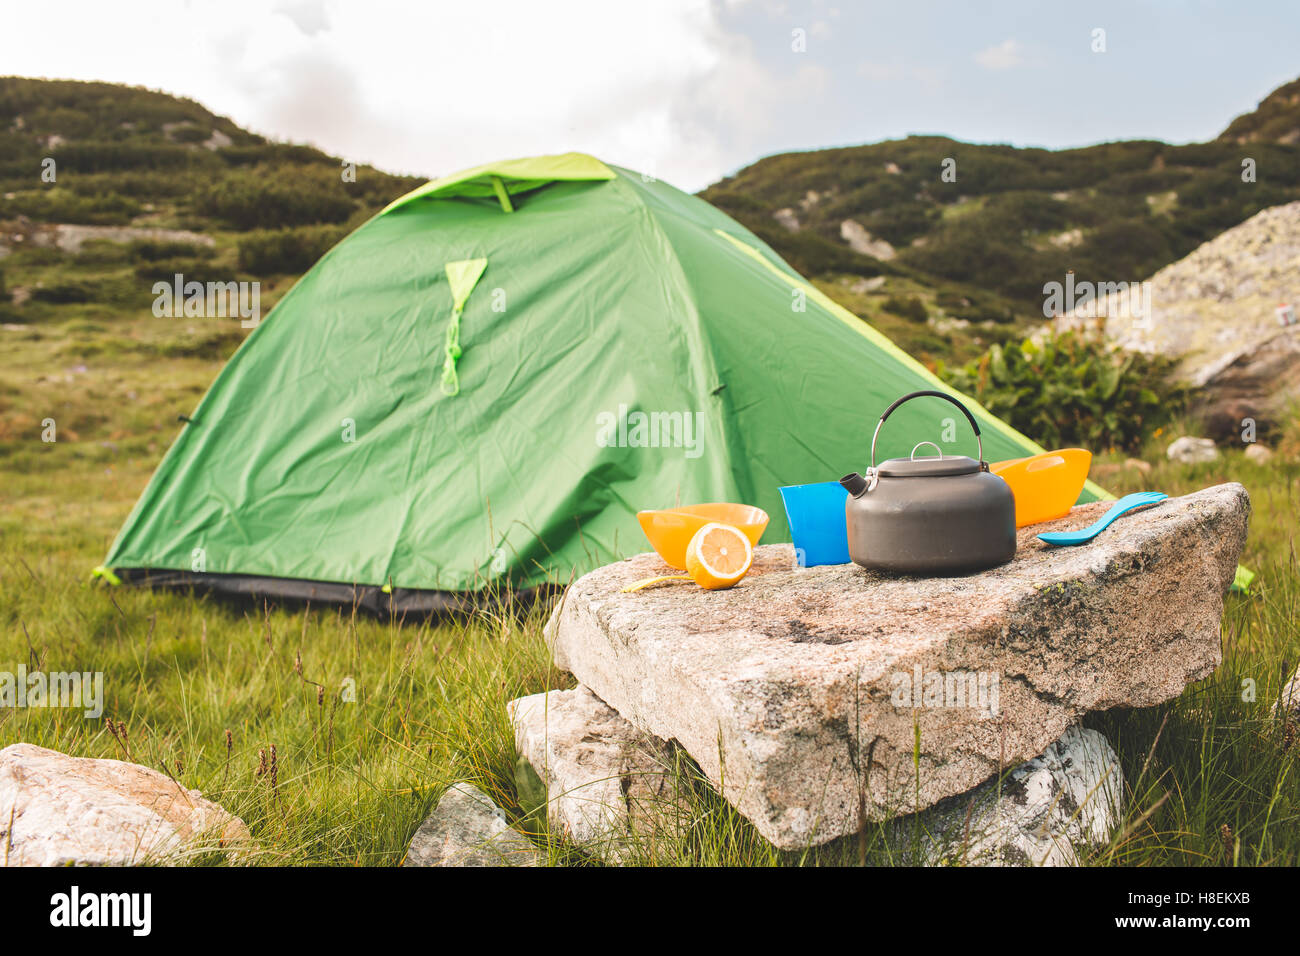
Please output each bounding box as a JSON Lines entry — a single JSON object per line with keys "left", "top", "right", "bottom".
{"left": 990, "top": 449, "right": 1092, "bottom": 528}
{"left": 637, "top": 503, "right": 769, "bottom": 570}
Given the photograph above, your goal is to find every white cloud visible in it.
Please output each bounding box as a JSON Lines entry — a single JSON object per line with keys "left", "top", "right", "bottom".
{"left": 0, "top": 0, "right": 794, "bottom": 192}
{"left": 974, "top": 38, "right": 1023, "bottom": 70}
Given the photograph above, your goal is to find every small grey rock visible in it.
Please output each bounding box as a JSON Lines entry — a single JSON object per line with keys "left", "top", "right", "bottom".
{"left": 405, "top": 782, "right": 541, "bottom": 867}
{"left": 1244, "top": 443, "right": 1274, "bottom": 464}
{"left": 1167, "top": 435, "right": 1220, "bottom": 464}
{"left": 772, "top": 208, "right": 800, "bottom": 233}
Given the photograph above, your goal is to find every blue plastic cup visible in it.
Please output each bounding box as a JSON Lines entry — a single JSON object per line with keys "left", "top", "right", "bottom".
{"left": 778, "top": 481, "right": 850, "bottom": 567}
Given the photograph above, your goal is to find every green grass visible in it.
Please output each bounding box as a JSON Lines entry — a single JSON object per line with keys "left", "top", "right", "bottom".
{"left": 1076, "top": 432, "right": 1300, "bottom": 865}
{"left": 2, "top": 362, "right": 1298, "bottom": 864}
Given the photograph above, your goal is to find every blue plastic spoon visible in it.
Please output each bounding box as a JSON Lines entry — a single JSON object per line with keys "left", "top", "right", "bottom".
{"left": 1036, "top": 492, "right": 1168, "bottom": 546}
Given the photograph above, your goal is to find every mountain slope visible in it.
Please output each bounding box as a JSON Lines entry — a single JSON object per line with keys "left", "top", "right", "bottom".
{"left": 1219, "top": 76, "right": 1300, "bottom": 145}
{"left": 0, "top": 77, "right": 420, "bottom": 231}
{"left": 701, "top": 76, "right": 1300, "bottom": 326}
{"left": 5, "top": 74, "right": 1300, "bottom": 375}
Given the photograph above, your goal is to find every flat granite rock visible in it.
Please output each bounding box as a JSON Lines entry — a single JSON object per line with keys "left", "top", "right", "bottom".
{"left": 545, "top": 483, "right": 1249, "bottom": 849}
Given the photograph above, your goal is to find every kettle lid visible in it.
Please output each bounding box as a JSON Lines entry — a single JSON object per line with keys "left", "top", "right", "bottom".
{"left": 877, "top": 454, "right": 981, "bottom": 478}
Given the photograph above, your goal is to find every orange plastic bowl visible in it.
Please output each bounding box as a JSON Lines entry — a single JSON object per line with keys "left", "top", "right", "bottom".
{"left": 989, "top": 449, "right": 1092, "bottom": 528}
{"left": 637, "top": 503, "right": 769, "bottom": 570}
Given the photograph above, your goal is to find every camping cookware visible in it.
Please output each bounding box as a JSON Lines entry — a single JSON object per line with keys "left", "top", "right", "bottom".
{"left": 989, "top": 448, "right": 1092, "bottom": 528}
{"left": 839, "top": 390, "right": 1016, "bottom": 575}
{"left": 1035, "top": 491, "right": 1167, "bottom": 546}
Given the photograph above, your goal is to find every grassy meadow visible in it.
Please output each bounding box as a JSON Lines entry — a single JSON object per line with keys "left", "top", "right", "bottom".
{"left": 2, "top": 303, "right": 1298, "bottom": 865}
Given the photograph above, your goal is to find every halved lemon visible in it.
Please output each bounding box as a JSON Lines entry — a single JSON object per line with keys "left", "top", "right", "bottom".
{"left": 684, "top": 522, "right": 753, "bottom": 590}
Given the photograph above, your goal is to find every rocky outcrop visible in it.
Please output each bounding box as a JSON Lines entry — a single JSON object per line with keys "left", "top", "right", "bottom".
{"left": 840, "top": 219, "right": 896, "bottom": 260}
{"left": 909, "top": 725, "right": 1123, "bottom": 866}
{"left": 1056, "top": 201, "right": 1300, "bottom": 437}
{"left": 0, "top": 743, "right": 249, "bottom": 866}
{"left": 773, "top": 208, "right": 800, "bottom": 232}
{"left": 11, "top": 223, "right": 215, "bottom": 254}
{"left": 546, "top": 484, "right": 1248, "bottom": 849}
{"left": 509, "top": 686, "right": 683, "bottom": 862}
{"left": 404, "top": 782, "right": 541, "bottom": 867}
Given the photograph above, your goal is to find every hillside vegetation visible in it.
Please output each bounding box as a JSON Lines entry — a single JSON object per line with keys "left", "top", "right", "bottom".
{"left": 702, "top": 82, "right": 1300, "bottom": 352}
{"left": 0, "top": 77, "right": 420, "bottom": 331}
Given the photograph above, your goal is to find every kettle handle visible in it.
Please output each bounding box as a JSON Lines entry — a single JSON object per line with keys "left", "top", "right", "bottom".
{"left": 869, "top": 390, "right": 985, "bottom": 471}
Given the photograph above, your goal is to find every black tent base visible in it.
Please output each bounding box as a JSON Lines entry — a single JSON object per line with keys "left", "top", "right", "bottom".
{"left": 112, "top": 568, "right": 561, "bottom": 619}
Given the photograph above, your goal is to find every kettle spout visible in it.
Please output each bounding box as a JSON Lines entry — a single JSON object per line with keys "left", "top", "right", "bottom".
{"left": 839, "top": 472, "right": 869, "bottom": 498}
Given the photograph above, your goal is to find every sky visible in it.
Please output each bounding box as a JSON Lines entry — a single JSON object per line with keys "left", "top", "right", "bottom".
{"left": 2, "top": 0, "right": 1298, "bottom": 192}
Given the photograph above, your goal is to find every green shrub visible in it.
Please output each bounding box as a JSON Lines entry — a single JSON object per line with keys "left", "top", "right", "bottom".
{"left": 72, "top": 240, "right": 129, "bottom": 265}
{"left": 195, "top": 168, "right": 355, "bottom": 230}
{"left": 29, "top": 276, "right": 141, "bottom": 307}
{"left": 5, "top": 188, "right": 140, "bottom": 225}
{"left": 132, "top": 257, "right": 224, "bottom": 282}
{"left": 9, "top": 245, "right": 64, "bottom": 266}
{"left": 29, "top": 279, "right": 98, "bottom": 303}
{"left": 128, "top": 238, "right": 215, "bottom": 261}
{"left": 52, "top": 140, "right": 202, "bottom": 173}
{"left": 882, "top": 294, "right": 929, "bottom": 323}
{"left": 863, "top": 202, "right": 937, "bottom": 245}
{"left": 150, "top": 327, "right": 246, "bottom": 359}
{"left": 236, "top": 224, "right": 348, "bottom": 274}
{"left": 939, "top": 331, "right": 1185, "bottom": 451}
{"left": 936, "top": 291, "right": 1017, "bottom": 325}
{"left": 168, "top": 124, "right": 210, "bottom": 144}
{"left": 218, "top": 143, "right": 335, "bottom": 168}
{"left": 700, "top": 190, "right": 771, "bottom": 219}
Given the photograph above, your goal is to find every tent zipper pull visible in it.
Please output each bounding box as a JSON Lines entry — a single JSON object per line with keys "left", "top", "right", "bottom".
{"left": 441, "top": 305, "right": 464, "bottom": 395}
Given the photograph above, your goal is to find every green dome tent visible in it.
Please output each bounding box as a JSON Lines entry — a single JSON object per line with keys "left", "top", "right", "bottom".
{"left": 97, "top": 152, "right": 1106, "bottom": 612}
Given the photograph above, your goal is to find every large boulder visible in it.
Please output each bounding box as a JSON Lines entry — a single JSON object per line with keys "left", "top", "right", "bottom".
{"left": 511, "top": 685, "right": 1124, "bottom": 866}
{"left": 546, "top": 483, "right": 1248, "bottom": 849}
{"left": 404, "top": 782, "right": 542, "bottom": 867}
{"left": 0, "top": 743, "right": 249, "bottom": 866}
{"left": 1055, "top": 201, "right": 1300, "bottom": 438}
{"left": 509, "top": 686, "right": 683, "bottom": 862}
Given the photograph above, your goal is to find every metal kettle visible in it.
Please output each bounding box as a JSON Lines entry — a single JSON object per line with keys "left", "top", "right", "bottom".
{"left": 839, "top": 390, "right": 1016, "bottom": 575}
